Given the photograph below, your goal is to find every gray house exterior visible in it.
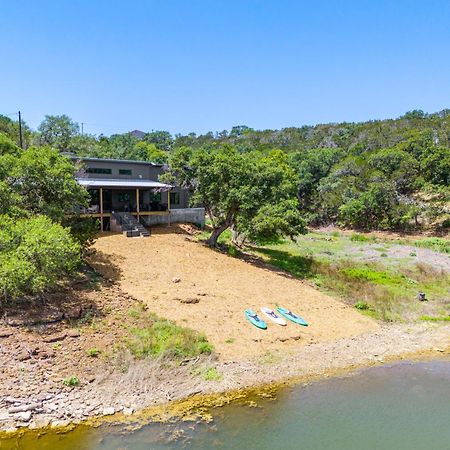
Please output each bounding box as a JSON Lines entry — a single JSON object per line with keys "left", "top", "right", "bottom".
{"left": 71, "top": 156, "right": 204, "bottom": 231}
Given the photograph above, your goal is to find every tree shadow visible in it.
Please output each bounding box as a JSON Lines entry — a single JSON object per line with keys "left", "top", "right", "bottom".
{"left": 86, "top": 249, "right": 124, "bottom": 283}
{"left": 242, "top": 246, "right": 316, "bottom": 280}
{"left": 0, "top": 255, "right": 124, "bottom": 331}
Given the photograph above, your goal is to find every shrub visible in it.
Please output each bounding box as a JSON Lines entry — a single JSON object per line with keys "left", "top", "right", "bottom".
{"left": 62, "top": 376, "right": 79, "bottom": 386}
{"left": 86, "top": 347, "right": 101, "bottom": 357}
{"left": 0, "top": 215, "right": 81, "bottom": 300}
{"left": 354, "top": 301, "right": 370, "bottom": 310}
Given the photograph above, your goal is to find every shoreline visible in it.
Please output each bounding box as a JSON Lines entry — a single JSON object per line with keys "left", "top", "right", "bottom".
{"left": 1, "top": 322, "right": 448, "bottom": 436}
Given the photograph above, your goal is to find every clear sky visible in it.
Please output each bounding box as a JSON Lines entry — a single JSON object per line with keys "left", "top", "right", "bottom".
{"left": 1, "top": 0, "right": 450, "bottom": 135}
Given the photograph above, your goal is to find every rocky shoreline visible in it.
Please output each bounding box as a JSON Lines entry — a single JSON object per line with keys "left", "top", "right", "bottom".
{"left": 1, "top": 321, "right": 448, "bottom": 434}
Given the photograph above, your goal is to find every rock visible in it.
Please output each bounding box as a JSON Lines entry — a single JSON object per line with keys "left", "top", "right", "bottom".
{"left": 16, "top": 351, "right": 31, "bottom": 362}
{"left": 64, "top": 306, "right": 83, "bottom": 320}
{"left": 43, "top": 333, "right": 66, "bottom": 343}
{"left": 67, "top": 329, "right": 80, "bottom": 338}
{"left": 0, "top": 328, "right": 13, "bottom": 338}
{"left": 123, "top": 407, "right": 134, "bottom": 416}
{"left": 4, "top": 396, "right": 21, "bottom": 404}
{"left": 102, "top": 407, "right": 115, "bottom": 416}
{"left": 9, "top": 403, "right": 41, "bottom": 414}
{"left": 180, "top": 297, "right": 200, "bottom": 304}
{"left": 171, "top": 277, "right": 181, "bottom": 283}
{"left": 39, "top": 350, "right": 56, "bottom": 359}
{"left": 15, "top": 411, "right": 32, "bottom": 422}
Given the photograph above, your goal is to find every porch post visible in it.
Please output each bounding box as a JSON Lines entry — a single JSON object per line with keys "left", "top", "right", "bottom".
{"left": 100, "top": 188, "right": 104, "bottom": 232}
{"left": 167, "top": 188, "right": 171, "bottom": 227}
{"left": 136, "top": 188, "right": 140, "bottom": 221}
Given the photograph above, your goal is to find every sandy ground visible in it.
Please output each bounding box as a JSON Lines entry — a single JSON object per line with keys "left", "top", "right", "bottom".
{"left": 91, "top": 227, "right": 378, "bottom": 359}
{"left": 0, "top": 227, "right": 448, "bottom": 433}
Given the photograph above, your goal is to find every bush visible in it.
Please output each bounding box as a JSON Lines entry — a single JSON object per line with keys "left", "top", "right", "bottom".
{"left": 86, "top": 347, "right": 101, "bottom": 357}
{"left": 0, "top": 215, "right": 81, "bottom": 300}
{"left": 62, "top": 376, "right": 80, "bottom": 386}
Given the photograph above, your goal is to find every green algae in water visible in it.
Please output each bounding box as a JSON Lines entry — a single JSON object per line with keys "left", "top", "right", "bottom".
{"left": 2, "top": 361, "right": 450, "bottom": 450}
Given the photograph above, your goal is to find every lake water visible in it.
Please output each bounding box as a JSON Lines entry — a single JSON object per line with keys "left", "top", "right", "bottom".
{"left": 1, "top": 361, "right": 449, "bottom": 450}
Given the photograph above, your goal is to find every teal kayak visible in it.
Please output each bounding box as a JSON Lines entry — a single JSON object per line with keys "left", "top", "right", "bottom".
{"left": 245, "top": 309, "right": 267, "bottom": 329}
{"left": 277, "top": 307, "right": 308, "bottom": 326}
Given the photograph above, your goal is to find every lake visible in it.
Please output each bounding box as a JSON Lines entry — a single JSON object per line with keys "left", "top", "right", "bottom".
{"left": 1, "top": 360, "right": 449, "bottom": 450}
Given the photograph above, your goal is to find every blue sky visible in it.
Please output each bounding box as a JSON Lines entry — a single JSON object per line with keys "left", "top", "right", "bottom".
{"left": 1, "top": 0, "right": 450, "bottom": 135}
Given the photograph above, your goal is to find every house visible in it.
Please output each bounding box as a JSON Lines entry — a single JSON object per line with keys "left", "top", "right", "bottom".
{"left": 71, "top": 156, "right": 205, "bottom": 234}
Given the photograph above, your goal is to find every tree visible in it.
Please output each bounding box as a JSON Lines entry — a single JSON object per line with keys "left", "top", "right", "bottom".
{"left": 144, "top": 130, "right": 174, "bottom": 152}
{"left": 134, "top": 141, "right": 168, "bottom": 163}
{"left": 0, "top": 133, "right": 20, "bottom": 156}
{"left": 38, "top": 115, "right": 79, "bottom": 151}
{"left": 163, "top": 146, "right": 305, "bottom": 246}
{"left": 420, "top": 146, "right": 450, "bottom": 185}
{"left": 3, "top": 146, "right": 89, "bottom": 222}
{"left": 369, "top": 147, "right": 419, "bottom": 193}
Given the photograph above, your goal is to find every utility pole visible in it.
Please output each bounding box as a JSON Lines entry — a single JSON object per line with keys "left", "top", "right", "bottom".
{"left": 81, "top": 122, "right": 84, "bottom": 136}
{"left": 18, "top": 111, "right": 23, "bottom": 149}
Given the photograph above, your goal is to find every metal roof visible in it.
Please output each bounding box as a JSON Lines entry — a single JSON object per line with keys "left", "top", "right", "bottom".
{"left": 69, "top": 155, "right": 164, "bottom": 167}
{"left": 76, "top": 178, "right": 171, "bottom": 189}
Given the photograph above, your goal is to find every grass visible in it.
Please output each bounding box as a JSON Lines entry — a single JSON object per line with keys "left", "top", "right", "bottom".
{"left": 412, "top": 237, "right": 450, "bottom": 254}
{"left": 86, "top": 347, "right": 101, "bottom": 357}
{"left": 420, "top": 315, "right": 450, "bottom": 322}
{"left": 124, "top": 311, "right": 213, "bottom": 360}
{"left": 62, "top": 376, "right": 79, "bottom": 386}
{"left": 192, "top": 366, "right": 223, "bottom": 381}
{"left": 250, "top": 232, "right": 450, "bottom": 322}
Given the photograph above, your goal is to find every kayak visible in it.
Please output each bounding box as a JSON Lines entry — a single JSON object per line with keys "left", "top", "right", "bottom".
{"left": 245, "top": 309, "right": 267, "bottom": 329}
{"left": 277, "top": 307, "right": 308, "bottom": 326}
{"left": 260, "top": 307, "right": 287, "bottom": 326}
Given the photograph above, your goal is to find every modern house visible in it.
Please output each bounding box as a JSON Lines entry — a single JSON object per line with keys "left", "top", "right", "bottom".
{"left": 70, "top": 156, "right": 205, "bottom": 235}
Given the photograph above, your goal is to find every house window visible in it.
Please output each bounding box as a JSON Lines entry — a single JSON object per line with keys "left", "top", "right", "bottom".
{"left": 119, "top": 169, "right": 132, "bottom": 175}
{"left": 86, "top": 168, "right": 112, "bottom": 174}
{"left": 170, "top": 192, "right": 180, "bottom": 205}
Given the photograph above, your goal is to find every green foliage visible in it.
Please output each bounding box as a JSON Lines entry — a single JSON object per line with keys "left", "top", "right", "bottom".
{"left": 9, "top": 147, "right": 89, "bottom": 221}
{"left": 338, "top": 183, "right": 412, "bottom": 230}
{"left": 62, "top": 216, "right": 98, "bottom": 251}
{"left": 354, "top": 301, "right": 371, "bottom": 310}
{"left": 339, "top": 266, "right": 406, "bottom": 286}
{"left": 164, "top": 147, "right": 305, "bottom": 246}
{"left": 192, "top": 366, "right": 223, "bottom": 381}
{"left": 0, "top": 133, "right": 20, "bottom": 156}
{"left": 0, "top": 215, "right": 81, "bottom": 300}
{"left": 420, "top": 315, "right": 450, "bottom": 322}
{"left": 86, "top": 347, "right": 101, "bottom": 357}
{"left": 134, "top": 141, "right": 168, "bottom": 163}
{"left": 420, "top": 146, "right": 450, "bottom": 185}
{"left": 125, "top": 314, "right": 213, "bottom": 360}
{"left": 38, "top": 115, "right": 79, "bottom": 151}
{"left": 350, "top": 233, "right": 372, "bottom": 242}
{"left": 412, "top": 237, "right": 450, "bottom": 254}
{"left": 62, "top": 376, "right": 80, "bottom": 386}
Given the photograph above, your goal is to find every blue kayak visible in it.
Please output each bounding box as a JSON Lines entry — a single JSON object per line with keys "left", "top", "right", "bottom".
{"left": 245, "top": 309, "right": 267, "bottom": 329}
{"left": 277, "top": 307, "right": 308, "bottom": 326}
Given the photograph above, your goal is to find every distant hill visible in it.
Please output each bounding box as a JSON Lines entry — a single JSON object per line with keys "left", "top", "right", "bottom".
{"left": 129, "top": 129, "right": 146, "bottom": 139}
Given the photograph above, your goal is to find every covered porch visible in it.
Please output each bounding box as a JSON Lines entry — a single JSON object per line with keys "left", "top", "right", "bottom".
{"left": 77, "top": 178, "right": 172, "bottom": 231}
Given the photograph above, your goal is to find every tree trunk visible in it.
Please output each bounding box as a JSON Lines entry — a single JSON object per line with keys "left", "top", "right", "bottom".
{"left": 207, "top": 225, "right": 228, "bottom": 247}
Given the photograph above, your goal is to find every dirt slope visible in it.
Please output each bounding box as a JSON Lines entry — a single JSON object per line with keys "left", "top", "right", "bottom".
{"left": 91, "top": 227, "right": 378, "bottom": 359}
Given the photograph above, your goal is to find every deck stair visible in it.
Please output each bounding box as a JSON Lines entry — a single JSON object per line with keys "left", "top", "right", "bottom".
{"left": 111, "top": 212, "right": 150, "bottom": 238}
